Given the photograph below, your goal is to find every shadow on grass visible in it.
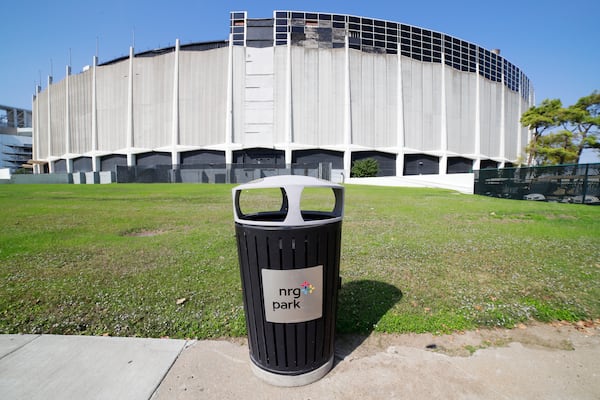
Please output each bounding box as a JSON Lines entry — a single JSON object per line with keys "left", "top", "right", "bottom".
{"left": 335, "top": 279, "right": 403, "bottom": 361}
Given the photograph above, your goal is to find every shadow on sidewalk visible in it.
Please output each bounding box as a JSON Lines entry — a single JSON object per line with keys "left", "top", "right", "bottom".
{"left": 334, "top": 279, "right": 403, "bottom": 362}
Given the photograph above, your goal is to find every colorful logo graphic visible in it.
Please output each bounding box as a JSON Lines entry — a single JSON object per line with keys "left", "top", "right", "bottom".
{"left": 301, "top": 280, "right": 315, "bottom": 295}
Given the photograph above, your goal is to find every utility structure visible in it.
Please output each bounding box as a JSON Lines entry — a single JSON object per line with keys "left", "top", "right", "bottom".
{"left": 0, "top": 105, "right": 32, "bottom": 172}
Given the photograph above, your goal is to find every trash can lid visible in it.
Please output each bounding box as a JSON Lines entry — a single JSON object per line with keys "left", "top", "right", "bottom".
{"left": 232, "top": 175, "right": 344, "bottom": 226}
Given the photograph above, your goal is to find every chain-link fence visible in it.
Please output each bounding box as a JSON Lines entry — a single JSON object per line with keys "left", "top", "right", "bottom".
{"left": 115, "top": 163, "right": 332, "bottom": 184}
{"left": 474, "top": 163, "right": 600, "bottom": 204}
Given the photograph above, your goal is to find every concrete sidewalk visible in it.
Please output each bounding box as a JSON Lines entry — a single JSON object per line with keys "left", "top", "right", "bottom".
{"left": 1, "top": 323, "right": 598, "bottom": 399}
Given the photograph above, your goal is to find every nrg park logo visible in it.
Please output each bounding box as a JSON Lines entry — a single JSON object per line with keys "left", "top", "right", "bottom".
{"left": 272, "top": 280, "right": 316, "bottom": 312}
{"left": 261, "top": 265, "right": 323, "bottom": 323}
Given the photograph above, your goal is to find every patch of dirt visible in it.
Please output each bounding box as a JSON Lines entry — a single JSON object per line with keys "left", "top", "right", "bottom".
{"left": 335, "top": 320, "right": 600, "bottom": 359}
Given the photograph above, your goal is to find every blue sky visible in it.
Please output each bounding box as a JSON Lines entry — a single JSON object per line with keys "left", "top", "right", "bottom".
{"left": 2, "top": 0, "right": 599, "bottom": 160}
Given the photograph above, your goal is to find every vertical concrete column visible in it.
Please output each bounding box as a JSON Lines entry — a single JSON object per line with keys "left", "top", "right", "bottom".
{"left": 225, "top": 34, "right": 234, "bottom": 166}
{"left": 47, "top": 76, "right": 54, "bottom": 173}
{"left": 10, "top": 108, "right": 17, "bottom": 127}
{"left": 473, "top": 62, "right": 481, "bottom": 171}
{"left": 516, "top": 79, "right": 523, "bottom": 165}
{"left": 284, "top": 31, "right": 292, "bottom": 166}
{"left": 499, "top": 71, "right": 506, "bottom": 168}
{"left": 171, "top": 39, "right": 180, "bottom": 167}
{"left": 439, "top": 54, "right": 448, "bottom": 175}
{"left": 396, "top": 50, "right": 405, "bottom": 177}
{"left": 65, "top": 65, "right": 73, "bottom": 173}
{"left": 343, "top": 34, "right": 352, "bottom": 177}
{"left": 32, "top": 90, "right": 39, "bottom": 174}
{"left": 91, "top": 56, "right": 100, "bottom": 172}
{"left": 126, "top": 46, "right": 135, "bottom": 167}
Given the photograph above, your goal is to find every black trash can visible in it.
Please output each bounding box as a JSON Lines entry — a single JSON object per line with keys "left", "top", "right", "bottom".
{"left": 233, "top": 175, "right": 344, "bottom": 386}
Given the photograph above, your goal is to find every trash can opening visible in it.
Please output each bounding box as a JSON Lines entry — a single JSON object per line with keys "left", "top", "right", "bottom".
{"left": 299, "top": 187, "right": 337, "bottom": 217}
{"left": 235, "top": 187, "right": 289, "bottom": 222}
{"left": 235, "top": 186, "right": 341, "bottom": 222}
{"left": 233, "top": 175, "right": 344, "bottom": 226}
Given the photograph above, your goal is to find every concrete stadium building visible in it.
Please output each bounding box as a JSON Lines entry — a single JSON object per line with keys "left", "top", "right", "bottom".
{"left": 32, "top": 10, "right": 534, "bottom": 181}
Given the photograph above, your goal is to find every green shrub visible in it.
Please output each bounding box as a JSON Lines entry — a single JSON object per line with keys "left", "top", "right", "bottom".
{"left": 351, "top": 158, "right": 379, "bottom": 177}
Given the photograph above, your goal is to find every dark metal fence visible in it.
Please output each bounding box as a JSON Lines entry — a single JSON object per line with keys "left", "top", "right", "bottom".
{"left": 474, "top": 163, "right": 600, "bottom": 204}
{"left": 115, "top": 163, "right": 332, "bottom": 184}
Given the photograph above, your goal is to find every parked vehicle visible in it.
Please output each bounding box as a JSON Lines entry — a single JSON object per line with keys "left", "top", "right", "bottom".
{"left": 571, "top": 195, "right": 600, "bottom": 205}
{"left": 523, "top": 193, "right": 546, "bottom": 201}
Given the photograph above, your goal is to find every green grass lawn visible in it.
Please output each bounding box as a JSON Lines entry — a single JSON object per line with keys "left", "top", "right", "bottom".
{"left": 0, "top": 183, "right": 598, "bottom": 338}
